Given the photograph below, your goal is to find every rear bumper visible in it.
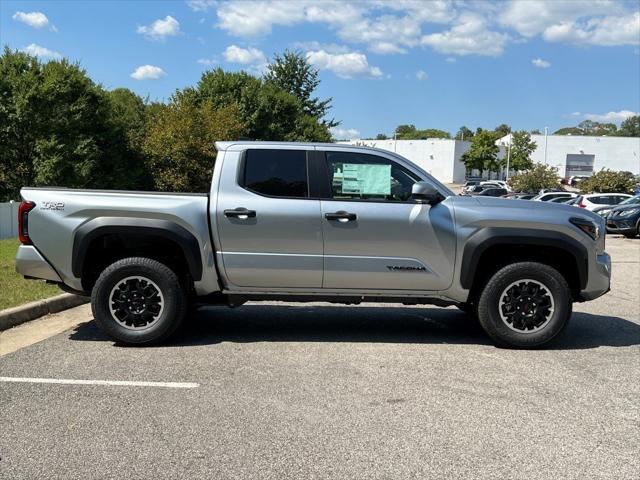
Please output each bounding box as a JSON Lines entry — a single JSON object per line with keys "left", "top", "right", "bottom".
{"left": 15, "top": 245, "right": 62, "bottom": 283}
{"left": 578, "top": 252, "right": 611, "bottom": 301}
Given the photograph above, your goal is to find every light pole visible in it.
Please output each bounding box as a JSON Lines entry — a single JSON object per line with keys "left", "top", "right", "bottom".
{"left": 505, "top": 136, "right": 512, "bottom": 181}
{"left": 543, "top": 126, "right": 549, "bottom": 164}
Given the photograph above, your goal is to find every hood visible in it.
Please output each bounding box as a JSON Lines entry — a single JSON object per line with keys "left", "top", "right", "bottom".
{"left": 609, "top": 201, "right": 640, "bottom": 213}
{"left": 459, "top": 195, "right": 604, "bottom": 222}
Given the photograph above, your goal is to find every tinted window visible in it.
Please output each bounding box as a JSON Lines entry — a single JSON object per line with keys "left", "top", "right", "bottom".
{"left": 243, "top": 149, "right": 308, "bottom": 198}
{"left": 325, "top": 152, "right": 419, "bottom": 202}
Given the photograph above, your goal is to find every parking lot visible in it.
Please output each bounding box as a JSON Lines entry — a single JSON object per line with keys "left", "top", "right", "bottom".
{"left": 1, "top": 235, "right": 638, "bottom": 479}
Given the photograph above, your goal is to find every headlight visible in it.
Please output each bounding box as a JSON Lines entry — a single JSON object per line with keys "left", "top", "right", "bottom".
{"left": 598, "top": 209, "right": 611, "bottom": 217}
{"left": 618, "top": 208, "right": 640, "bottom": 217}
{"left": 570, "top": 217, "right": 600, "bottom": 241}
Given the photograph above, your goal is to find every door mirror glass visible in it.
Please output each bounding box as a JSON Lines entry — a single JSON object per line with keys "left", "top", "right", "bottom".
{"left": 411, "top": 181, "right": 443, "bottom": 205}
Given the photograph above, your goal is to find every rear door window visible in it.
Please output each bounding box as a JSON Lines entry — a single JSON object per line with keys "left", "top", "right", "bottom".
{"left": 243, "top": 149, "right": 309, "bottom": 198}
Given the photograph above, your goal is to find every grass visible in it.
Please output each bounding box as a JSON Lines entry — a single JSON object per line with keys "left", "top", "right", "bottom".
{"left": 0, "top": 238, "right": 61, "bottom": 311}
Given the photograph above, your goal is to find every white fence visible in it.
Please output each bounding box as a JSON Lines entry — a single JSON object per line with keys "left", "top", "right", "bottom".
{"left": 0, "top": 201, "right": 19, "bottom": 239}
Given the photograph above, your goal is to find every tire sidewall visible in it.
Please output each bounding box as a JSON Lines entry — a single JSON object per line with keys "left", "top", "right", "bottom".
{"left": 92, "top": 258, "right": 185, "bottom": 345}
{"left": 478, "top": 263, "right": 571, "bottom": 348}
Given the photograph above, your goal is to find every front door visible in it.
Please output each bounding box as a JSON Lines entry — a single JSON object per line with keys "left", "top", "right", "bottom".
{"left": 216, "top": 148, "right": 323, "bottom": 289}
{"left": 319, "top": 149, "right": 456, "bottom": 291}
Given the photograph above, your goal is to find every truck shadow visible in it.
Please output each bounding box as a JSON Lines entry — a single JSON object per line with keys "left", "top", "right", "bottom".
{"left": 68, "top": 305, "right": 640, "bottom": 350}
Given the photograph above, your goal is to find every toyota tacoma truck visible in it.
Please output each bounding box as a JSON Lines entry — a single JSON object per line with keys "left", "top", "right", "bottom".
{"left": 15, "top": 142, "right": 611, "bottom": 348}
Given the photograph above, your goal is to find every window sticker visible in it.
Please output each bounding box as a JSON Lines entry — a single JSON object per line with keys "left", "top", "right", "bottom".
{"left": 335, "top": 163, "right": 391, "bottom": 195}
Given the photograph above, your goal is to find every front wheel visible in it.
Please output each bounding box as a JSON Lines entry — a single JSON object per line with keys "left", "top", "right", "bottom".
{"left": 477, "top": 262, "right": 572, "bottom": 348}
{"left": 91, "top": 257, "right": 187, "bottom": 345}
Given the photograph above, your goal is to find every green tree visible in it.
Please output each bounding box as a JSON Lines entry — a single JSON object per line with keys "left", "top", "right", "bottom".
{"left": 395, "top": 124, "right": 417, "bottom": 137}
{"left": 508, "top": 131, "right": 537, "bottom": 172}
{"left": 456, "top": 126, "right": 474, "bottom": 140}
{"left": 142, "top": 96, "right": 243, "bottom": 192}
{"left": 375, "top": 133, "right": 388, "bottom": 140}
{"left": 579, "top": 169, "right": 636, "bottom": 194}
{"left": 264, "top": 50, "right": 338, "bottom": 128}
{"left": 195, "top": 67, "right": 330, "bottom": 141}
{"left": 618, "top": 115, "right": 640, "bottom": 137}
{"left": 494, "top": 123, "right": 511, "bottom": 138}
{"left": 461, "top": 130, "right": 500, "bottom": 175}
{"left": 508, "top": 164, "right": 560, "bottom": 193}
{"left": 554, "top": 126, "right": 584, "bottom": 135}
{"left": 531, "top": 128, "right": 542, "bottom": 134}
{"left": 395, "top": 125, "right": 451, "bottom": 139}
{"left": 0, "top": 47, "right": 144, "bottom": 200}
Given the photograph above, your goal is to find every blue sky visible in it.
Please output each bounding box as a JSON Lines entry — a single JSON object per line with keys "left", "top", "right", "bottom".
{"left": 2, "top": 0, "right": 639, "bottom": 139}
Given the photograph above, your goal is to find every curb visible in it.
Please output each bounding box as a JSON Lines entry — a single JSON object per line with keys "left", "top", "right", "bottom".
{"left": 0, "top": 294, "right": 90, "bottom": 331}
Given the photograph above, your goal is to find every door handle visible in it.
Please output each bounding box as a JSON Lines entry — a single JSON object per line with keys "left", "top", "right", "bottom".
{"left": 224, "top": 208, "right": 256, "bottom": 219}
{"left": 325, "top": 211, "right": 357, "bottom": 222}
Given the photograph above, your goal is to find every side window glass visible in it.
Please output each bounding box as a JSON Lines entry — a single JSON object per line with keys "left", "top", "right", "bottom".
{"left": 325, "top": 152, "right": 419, "bottom": 202}
{"left": 243, "top": 149, "right": 308, "bottom": 198}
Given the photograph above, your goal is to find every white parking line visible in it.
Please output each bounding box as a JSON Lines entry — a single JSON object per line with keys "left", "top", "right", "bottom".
{"left": 0, "top": 376, "right": 199, "bottom": 389}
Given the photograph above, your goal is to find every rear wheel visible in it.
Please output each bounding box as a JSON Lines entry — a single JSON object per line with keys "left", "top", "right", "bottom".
{"left": 477, "top": 262, "right": 572, "bottom": 348}
{"left": 91, "top": 257, "right": 186, "bottom": 345}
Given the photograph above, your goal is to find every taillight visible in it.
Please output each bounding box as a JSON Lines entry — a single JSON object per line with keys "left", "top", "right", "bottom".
{"left": 18, "top": 201, "right": 35, "bottom": 245}
{"left": 578, "top": 198, "right": 586, "bottom": 208}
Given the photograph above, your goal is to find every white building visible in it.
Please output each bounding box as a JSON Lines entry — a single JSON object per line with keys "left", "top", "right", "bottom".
{"left": 498, "top": 134, "right": 640, "bottom": 177}
{"left": 339, "top": 139, "right": 471, "bottom": 184}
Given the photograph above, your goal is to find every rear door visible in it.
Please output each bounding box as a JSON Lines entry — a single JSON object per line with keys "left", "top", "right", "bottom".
{"left": 318, "top": 149, "right": 456, "bottom": 291}
{"left": 215, "top": 147, "right": 323, "bottom": 288}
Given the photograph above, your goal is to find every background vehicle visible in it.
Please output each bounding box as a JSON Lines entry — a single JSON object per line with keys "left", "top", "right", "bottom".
{"left": 575, "top": 193, "right": 632, "bottom": 211}
{"left": 533, "top": 192, "right": 579, "bottom": 202}
{"left": 549, "top": 196, "right": 576, "bottom": 204}
{"left": 605, "top": 196, "right": 640, "bottom": 237}
{"left": 570, "top": 175, "right": 590, "bottom": 187}
{"left": 16, "top": 142, "right": 610, "bottom": 349}
{"left": 474, "top": 187, "right": 509, "bottom": 197}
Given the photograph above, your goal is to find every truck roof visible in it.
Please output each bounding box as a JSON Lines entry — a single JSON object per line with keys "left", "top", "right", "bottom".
{"left": 214, "top": 140, "right": 378, "bottom": 152}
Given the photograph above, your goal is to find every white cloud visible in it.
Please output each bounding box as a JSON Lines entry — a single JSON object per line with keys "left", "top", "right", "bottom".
{"left": 223, "top": 45, "right": 266, "bottom": 65}
{"left": 305, "top": 50, "right": 383, "bottom": 79}
{"left": 130, "top": 65, "right": 166, "bottom": 80}
{"left": 12, "top": 11, "right": 55, "bottom": 30}
{"left": 416, "top": 69, "right": 428, "bottom": 80}
{"left": 137, "top": 15, "right": 180, "bottom": 40}
{"left": 531, "top": 57, "right": 551, "bottom": 68}
{"left": 500, "top": 1, "right": 639, "bottom": 47}
{"left": 197, "top": 57, "right": 218, "bottom": 65}
{"left": 421, "top": 13, "right": 509, "bottom": 56}
{"left": 21, "top": 43, "right": 61, "bottom": 60}
{"left": 217, "top": 1, "right": 306, "bottom": 37}
{"left": 445, "top": 57, "right": 457, "bottom": 63}
{"left": 186, "top": 0, "right": 216, "bottom": 12}
{"left": 331, "top": 127, "right": 361, "bottom": 140}
{"left": 582, "top": 110, "right": 639, "bottom": 123}
{"left": 543, "top": 13, "right": 640, "bottom": 46}
{"left": 292, "top": 41, "right": 351, "bottom": 54}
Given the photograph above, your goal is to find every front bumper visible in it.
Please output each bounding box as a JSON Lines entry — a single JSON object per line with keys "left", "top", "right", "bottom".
{"left": 606, "top": 217, "right": 638, "bottom": 234}
{"left": 578, "top": 251, "right": 611, "bottom": 301}
{"left": 15, "top": 245, "right": 62, "bottom": 283}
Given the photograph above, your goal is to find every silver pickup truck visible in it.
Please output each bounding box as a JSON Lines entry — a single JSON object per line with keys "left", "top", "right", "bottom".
{"left": 16, "top": 141, "right": 611, "bottom": 348}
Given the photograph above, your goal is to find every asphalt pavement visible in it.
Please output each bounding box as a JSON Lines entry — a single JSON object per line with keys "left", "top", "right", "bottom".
{"left": 0, "top": 235, "right": 638, "bottom": 479}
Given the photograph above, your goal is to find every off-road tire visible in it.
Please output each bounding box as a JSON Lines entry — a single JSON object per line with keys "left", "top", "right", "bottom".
{"left": 91, "top": 257, "right": 187, "bottom": 345}
{"left": 477, "top": 262, "right": 572, "bottom": 349}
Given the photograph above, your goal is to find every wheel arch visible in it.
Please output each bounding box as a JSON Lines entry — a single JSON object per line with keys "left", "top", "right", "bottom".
{"left": 460, "top": 227, "right": 588, "bottom": 299}
{"left": 72, "top": 218, "right": 203, "bottom": 291}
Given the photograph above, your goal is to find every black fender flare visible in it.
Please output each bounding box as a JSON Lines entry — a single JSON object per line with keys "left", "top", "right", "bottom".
{"left": 72, "top": 218, "right": 203, "bottom": 281}
{"left": 460, "top": 227, "right": 588, "bottom": 290}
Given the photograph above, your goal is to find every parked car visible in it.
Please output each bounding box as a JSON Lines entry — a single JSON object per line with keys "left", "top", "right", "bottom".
{"left": 532, "top": 192, "right": 579, "bottom": 202}
{"left": 16, "top": 141, "right": 611, "bottom": 348}
{"left": 481, "top": 180, "right": 511, "bottom": 191}
{"left": 569, "top": 175, "right": 590, "bottom": 187}
{"left": 604, "top": 196, "right": 640, "bottom": 237}
{"left": 575, "top": 193, "right": 632, "bottom": 211}
{"left": 549, "top": 196, "right": 576, "bottom": 203}
{"left": 508, "top": 193, "right": 536, "bottom": 200}
{"left": 475, "top": 187, "right": 509, "bottom": 197}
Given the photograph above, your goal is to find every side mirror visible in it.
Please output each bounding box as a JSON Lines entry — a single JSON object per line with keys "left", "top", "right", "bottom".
{"left": 412, "top": 181, "right": 444, "bottom": 205}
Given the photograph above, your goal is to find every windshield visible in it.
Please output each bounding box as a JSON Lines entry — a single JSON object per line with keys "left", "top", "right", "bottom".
{"left": 620, "top": 196, "right": 640, "bottom": 205}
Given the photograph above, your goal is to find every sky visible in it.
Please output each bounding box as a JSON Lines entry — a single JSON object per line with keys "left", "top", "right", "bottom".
{"left": 1, "top": 0, "right": 639, "bottom": 139}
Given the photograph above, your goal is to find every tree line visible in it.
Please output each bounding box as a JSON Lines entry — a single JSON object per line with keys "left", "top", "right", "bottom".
{"left": 0, "top": 48, "right": 335, "bottom": 201}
